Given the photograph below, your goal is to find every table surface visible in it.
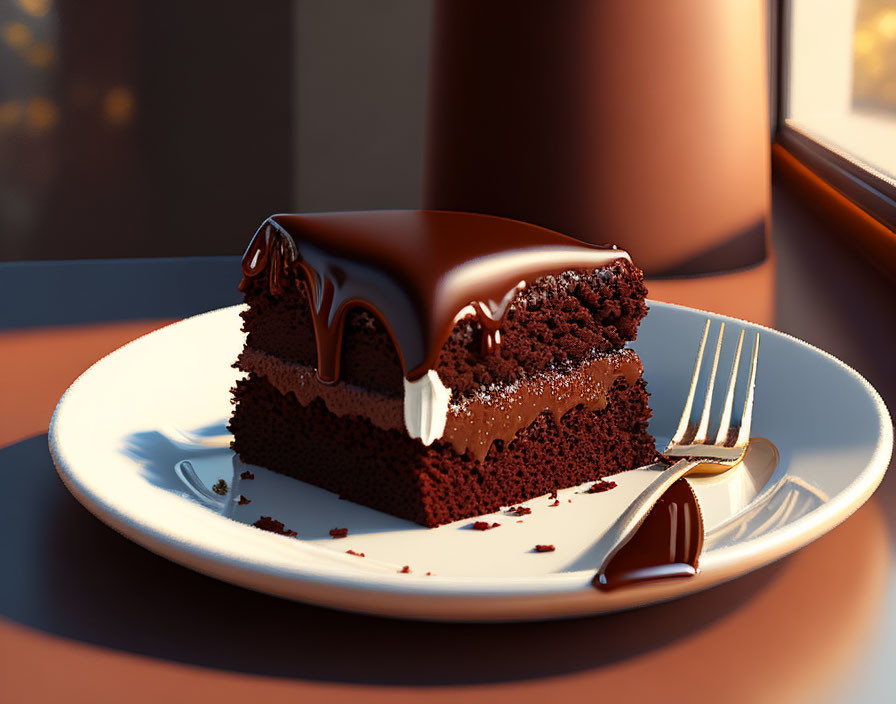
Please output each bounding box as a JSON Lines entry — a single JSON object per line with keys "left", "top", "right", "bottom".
{"left": 2, "top": 183, "right": 896, "bottom": 704}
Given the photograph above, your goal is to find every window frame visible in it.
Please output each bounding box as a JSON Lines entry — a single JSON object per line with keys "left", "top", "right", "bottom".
{"left": 775, "top": 0, "right": 896, "bottom": 233}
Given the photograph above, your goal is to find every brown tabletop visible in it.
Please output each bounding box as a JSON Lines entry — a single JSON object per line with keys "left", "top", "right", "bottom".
{"left": 1, "top": 184, "right": 895, "bottom": 703}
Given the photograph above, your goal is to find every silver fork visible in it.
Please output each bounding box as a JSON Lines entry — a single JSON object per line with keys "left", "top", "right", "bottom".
{"left": 596, "top": 319, "right": 760, "bottom": 582}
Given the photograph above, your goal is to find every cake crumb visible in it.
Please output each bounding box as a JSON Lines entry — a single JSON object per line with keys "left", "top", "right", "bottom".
{"left": 535, "top": 544, "right": 556, "bottom": 553}
{"left": 254, "top": 516, "right": 297, "bottom": 537}
{"left": 516, "top": 520, "right": 524, "bottom": 523}
{"left": 549, "top": 499, "right": 560, "bottom": 507}
{"left": 212, "top": 479, "right": 228, "bottom": 496}
{"left": 587, "top": 480, "right": 618, "bottom": 494}
{"left": 346, "top": 549, "right": 365, "bottom": 557}
{"left": 329, "top": 527, "right": 349, "bottom": 538}
{"left": 237, "top": 495, "right": 251, "bottom": 505}
{"left": 399, "top": 565, "right": 411, "bottom": 573}
{"left": 240, "top": 470, "right": 255, "bottom": 480}
{"left": 471, "top": 521, "right": 500, "bottom": 530}
{"left": 507, "top": 505, "right": 532, "bottom": 516}
{"left": 425, "top": 571, "right": 434, "bottom": 576}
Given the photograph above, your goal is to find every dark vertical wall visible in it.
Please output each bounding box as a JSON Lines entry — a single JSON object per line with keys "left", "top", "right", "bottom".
{"left": 1, "top": 0, "right": 294, "bottom": 259}
{"left": 47, "top": 0, "right": 145, "bottom": 258}
{"left": 0, "top": 0, "right": 433, "bottom": 261}
{"left": 136, "top": 1, "right": 294, "bottom": 256}
{"left": 292, "top": 0, "right": 432, "bottom": 213}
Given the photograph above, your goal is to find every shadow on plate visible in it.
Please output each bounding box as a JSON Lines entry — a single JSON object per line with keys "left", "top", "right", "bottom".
{"left": 124, "top": 427, "right": 434, "bottom": 539}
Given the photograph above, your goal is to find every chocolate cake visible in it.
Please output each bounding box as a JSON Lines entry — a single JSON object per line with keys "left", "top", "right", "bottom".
{"left": 229, "top": 210, "right": 655, "bottom": 527}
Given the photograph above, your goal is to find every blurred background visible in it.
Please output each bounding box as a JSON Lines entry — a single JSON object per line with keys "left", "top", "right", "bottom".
{"left": 0, "top": 0, "right": 431, "bottom": 260}
{"left": 1, "top": 0, "right": 894, "bottom": 265}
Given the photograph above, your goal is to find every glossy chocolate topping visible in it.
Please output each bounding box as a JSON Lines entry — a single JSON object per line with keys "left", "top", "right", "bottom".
{"left": 240, "top": 210, "right": 629, "bottom": 383}
{"left": 594, "top": 478, "right": 704, "bottom": 591}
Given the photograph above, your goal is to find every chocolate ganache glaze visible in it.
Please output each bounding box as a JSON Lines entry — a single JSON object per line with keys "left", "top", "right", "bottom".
{"left": 594, "top": 478, "right": 704, "bottom": 591}
{"left": 236, "top": 346, "right": 643, "bottom": 462}
{"left": 240, "top": 210, "right": 629, "bottom": 384}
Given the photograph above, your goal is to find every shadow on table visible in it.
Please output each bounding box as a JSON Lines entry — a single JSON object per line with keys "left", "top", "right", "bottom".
{"left": 1, "top": 433, "right": 792, "bottom": 686}
{"left": 772, "top": 180, "right": 896, "bottom": 544}
{"left": 0, "top": 258, "right": 241, "bottom": 331}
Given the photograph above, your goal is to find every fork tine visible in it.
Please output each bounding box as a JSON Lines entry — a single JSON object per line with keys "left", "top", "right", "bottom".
{"left": 693, "top": 322, "right": 725, "bottom": 444}
{"left": 734, "top": 333, "right": 761, "bottom": 447}
{"left": 671, "top": 319, "right": 711, "bottom": 445}
{"left": 714, "top": 329, "right": 745, "bottom": 446}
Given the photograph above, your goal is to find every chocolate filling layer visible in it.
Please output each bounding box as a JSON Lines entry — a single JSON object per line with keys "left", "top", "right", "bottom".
{"left": 236, "top": 346, "right": 643, "bottom": 462}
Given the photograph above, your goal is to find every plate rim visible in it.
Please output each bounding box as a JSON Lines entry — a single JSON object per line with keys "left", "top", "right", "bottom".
{"left": 48, "top": 300, "right": 894, "bottom": 618}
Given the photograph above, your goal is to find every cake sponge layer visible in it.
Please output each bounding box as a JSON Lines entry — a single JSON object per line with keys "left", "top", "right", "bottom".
{"left": 240, "top": 258, "right": 647, "bottom": 397}
{"left": 229, "top": 372, "right": 655, "bottom": 527}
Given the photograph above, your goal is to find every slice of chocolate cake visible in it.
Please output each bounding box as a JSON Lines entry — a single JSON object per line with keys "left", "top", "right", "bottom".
{"left": 229, "top": 211, "right": 655, "bottom": 527}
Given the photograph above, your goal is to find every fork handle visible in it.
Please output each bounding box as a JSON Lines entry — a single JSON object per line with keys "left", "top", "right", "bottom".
{"left": 597, "top": 459, "right": 699, "bottom": 573}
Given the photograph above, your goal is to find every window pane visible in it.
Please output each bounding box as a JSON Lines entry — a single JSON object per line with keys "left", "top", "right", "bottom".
{"left": 785, "top": 0, "right": 896, "bottom": 187}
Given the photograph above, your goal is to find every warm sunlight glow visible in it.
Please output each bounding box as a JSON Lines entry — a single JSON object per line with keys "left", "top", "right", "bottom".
{"left": 854, "top": 29, "right": 876, "bottom": 54}
{"left": 17, "top": 0, "right": 51, "bottom": 18}
{"left": 2, "top": 22, "right": 32, "bottom": 50}
{"left": 854, "top": 0, "right": 896, "bottom": 114}
{"left": 876, "top": 9, "right": 896, "bottom": 39}
{"left": 25, "top": 96, "right": 58, "bottom": 135}
{"left": 24, "top": 41, "right": 53, "bottom": 67}
{"left": 787, "top": 0, "right": 896, "bottom": 184}
{"left": 102, "top": 87, "right": 135, "bottom": 126}
{"left": 0, "top": 100, "right": 24, "bottom": 132}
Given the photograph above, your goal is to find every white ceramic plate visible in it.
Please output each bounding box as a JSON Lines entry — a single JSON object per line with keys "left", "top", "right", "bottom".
{"left": 50, "top": 302, "right": 892, "bottom": 621}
